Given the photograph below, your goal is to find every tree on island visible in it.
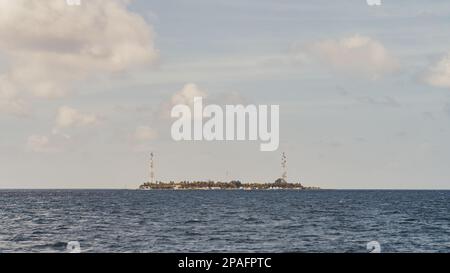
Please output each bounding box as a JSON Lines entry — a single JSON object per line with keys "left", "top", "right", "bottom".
{"left": 274, "top": 178, "right": 288, "bottom": 185}
{"left": 230, "top": 180, "right": 242, "bottom": 188}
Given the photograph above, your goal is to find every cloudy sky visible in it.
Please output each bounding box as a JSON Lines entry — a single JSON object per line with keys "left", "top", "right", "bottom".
{"left": 1, "top": 0, "right": 450, "bottom": 189}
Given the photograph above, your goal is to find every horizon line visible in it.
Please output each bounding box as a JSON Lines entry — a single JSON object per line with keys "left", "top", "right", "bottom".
{"left": 0, "top": 188, "right": 450, "bottom": 191}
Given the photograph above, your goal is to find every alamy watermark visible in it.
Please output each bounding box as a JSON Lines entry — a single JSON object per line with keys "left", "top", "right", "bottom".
{"left": 67, "top": 241, "right": 81, "bottom": 253}
{"left": 171, "top": 97, "right": 279, "bottom": 152}
{"left": 366, "top": 241, "right": 381, "bottom": 253}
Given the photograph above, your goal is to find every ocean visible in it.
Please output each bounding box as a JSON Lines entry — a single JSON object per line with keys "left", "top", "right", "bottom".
{"left": 0, "top": 190, "right": 449, "bottom": 253}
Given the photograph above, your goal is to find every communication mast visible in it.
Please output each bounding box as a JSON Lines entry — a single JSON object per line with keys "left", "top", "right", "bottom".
{"left": 281, "top": 152, "right": 287, "bottom": 182}
{"left": 150, "top": 152, "right": 155, "bottom": 183}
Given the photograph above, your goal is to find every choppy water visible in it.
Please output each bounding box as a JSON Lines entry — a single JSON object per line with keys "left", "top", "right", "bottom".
{"left": 0, "top": 190, "right": 449, "bottom": 253}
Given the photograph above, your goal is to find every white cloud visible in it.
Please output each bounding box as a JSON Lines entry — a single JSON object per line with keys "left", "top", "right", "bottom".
{"left": 0, "top": 0, "right": 158, "bottom": 114}
{"left": 159, "top": 83, "right": 249, "bottom": 120}
{"left": 294, "top": 35, "right": 399, "bottom": 78}
{"left": 26, "top": 135, "right": 58, "bottom": 153}
{"left": 424, "top": 54, "right": 450, "bottom": 88}
{"left": 134, "top": 126, "right": 158, "bottom": 141}
{"left": 27, "top": 135, "right": 50, "bottom": 153}
{"left": 25, "top": 106, "right": 96, "bottom": 153}
{"left": 56, "top": 106, "right": 98, "bottom": 128}
{"left": 26, "top": 130, "right": 71, "bottom": 153}
{"left": 170, "top": 83, "right": 207, "bottom": 106}
{"left": 159, "top": 83, "right": 207, "bottom": 118}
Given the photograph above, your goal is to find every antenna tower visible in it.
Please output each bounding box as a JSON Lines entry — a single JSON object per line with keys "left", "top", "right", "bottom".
{"left": 281, "top": 152, "right": 287, "bottom": 182}
{"left": 150, "top": 152, "right": 155, "bottom": 183}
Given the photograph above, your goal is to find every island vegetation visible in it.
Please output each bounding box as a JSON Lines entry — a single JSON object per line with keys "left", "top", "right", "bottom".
{"left": 139, "top": 178, "right": 320, "bottom": 190}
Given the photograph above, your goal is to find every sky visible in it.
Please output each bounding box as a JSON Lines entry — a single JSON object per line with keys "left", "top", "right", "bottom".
{"left": 1, "top": 0, "right": 450, "bottom": 189}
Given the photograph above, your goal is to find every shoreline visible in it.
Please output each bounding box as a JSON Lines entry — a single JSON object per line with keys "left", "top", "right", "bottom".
{"left": 138, "top": 179, "right": 320, "bottom": 191}
{"left": 138, "top": 187, "right": 322, "bottom": 191}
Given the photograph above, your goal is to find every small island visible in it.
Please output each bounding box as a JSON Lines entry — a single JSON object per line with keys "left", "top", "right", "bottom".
{"left": 139, "top": 178, "right": 320, "bottom": 190}
{"left": 139, "top": 152, "right": 320, "bottom": 190}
